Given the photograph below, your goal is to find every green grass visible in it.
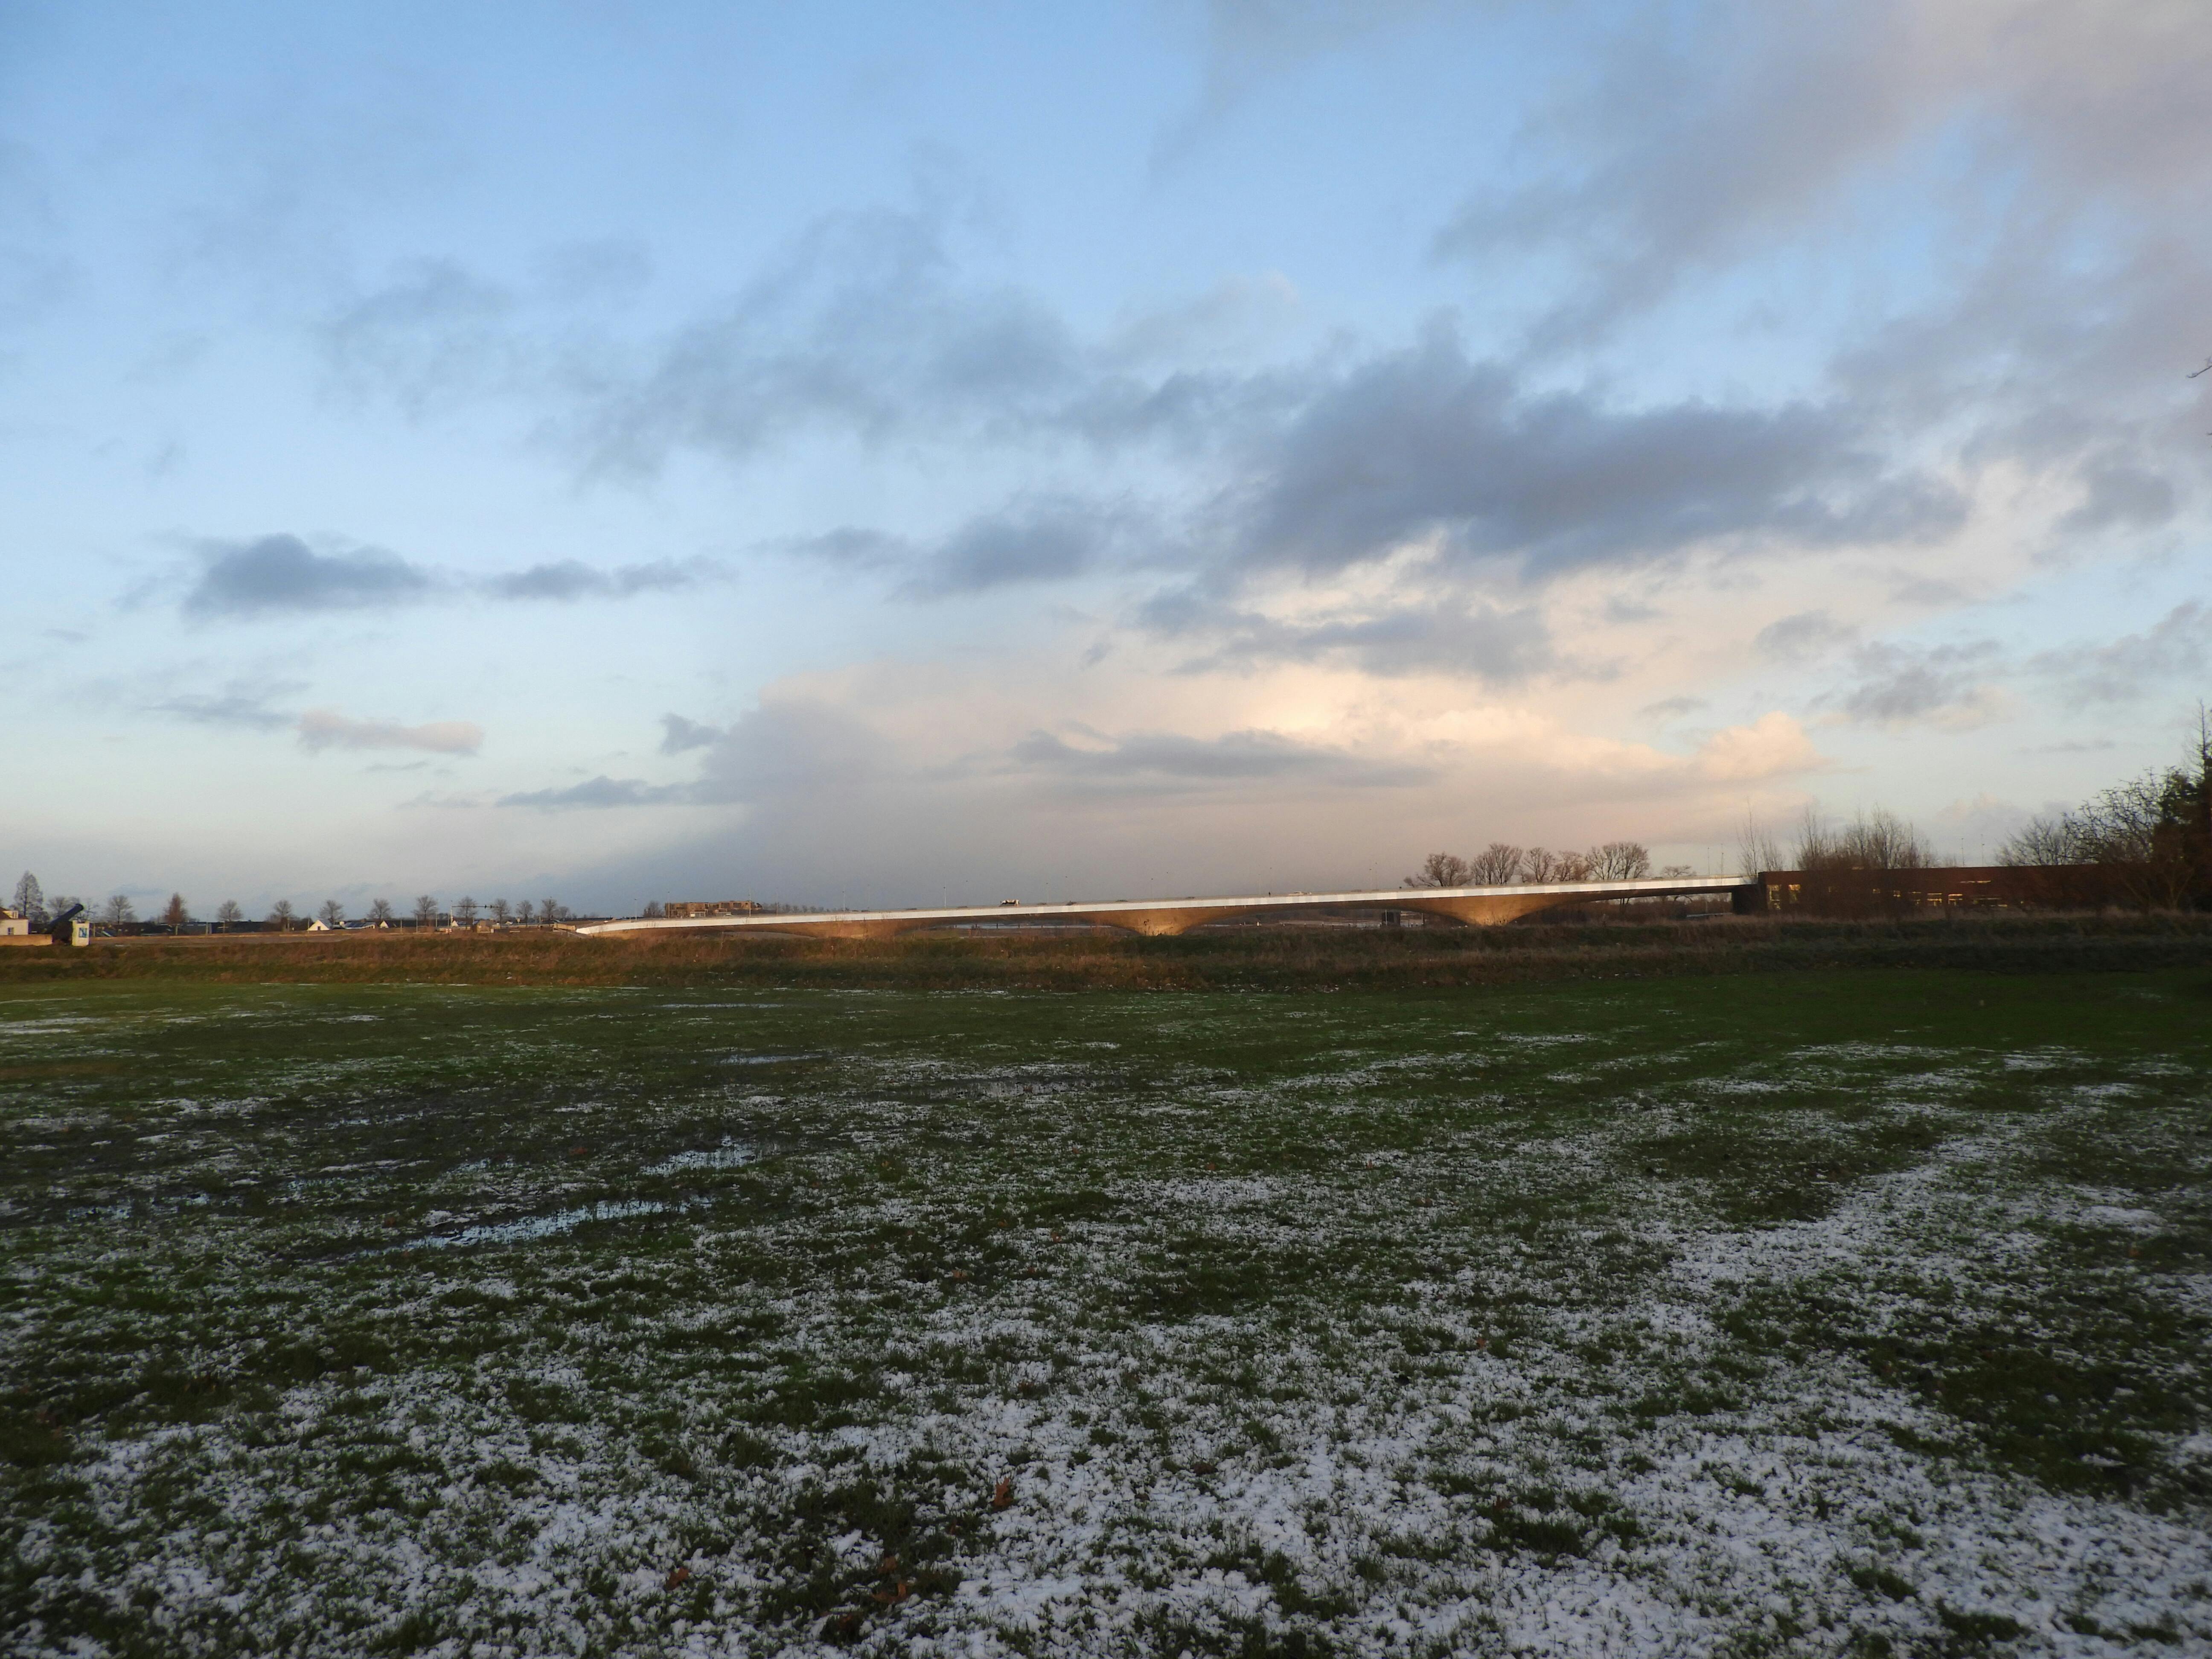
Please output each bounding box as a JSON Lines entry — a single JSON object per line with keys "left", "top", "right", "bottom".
{"left": 2, "top": 969, "right": 2209, "bottom": 1655}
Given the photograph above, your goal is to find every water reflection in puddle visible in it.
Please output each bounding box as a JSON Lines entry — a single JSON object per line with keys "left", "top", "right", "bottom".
{"left": 644, "top": 1142, "right": 757, "bottom": 1176}
{"left": 411, "top": 1199, "right": 670, "bottom": 1251}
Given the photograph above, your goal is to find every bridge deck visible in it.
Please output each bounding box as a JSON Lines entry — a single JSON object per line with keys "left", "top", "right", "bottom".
{"left": 576, "top": 875, "right": 1755, "bottom": 940}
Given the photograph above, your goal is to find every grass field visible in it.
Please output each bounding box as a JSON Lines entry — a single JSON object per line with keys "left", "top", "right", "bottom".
{"left": 3, "top": 966, "right": 2209, "bottom": 1656}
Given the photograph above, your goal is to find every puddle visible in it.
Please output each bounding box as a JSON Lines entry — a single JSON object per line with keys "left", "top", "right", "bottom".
{"left": 404, "top": 1199, "right": 673, "bottom": 1252}
{"left": 719, "top": 1052, "right": 827, "bottom": 1067}
{"left": 644, "top": 1141, "right": 759, "bottom": 1176}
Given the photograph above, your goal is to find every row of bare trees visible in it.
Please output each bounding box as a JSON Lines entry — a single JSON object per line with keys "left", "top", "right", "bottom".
{"left": 1404, "top": 841, "right": 1665, "bottom": 889}
{"left": 1737, "top": 807, "right": 1936, "bottom": 877}
{"left": 8, "top": 874, "right": 571, "bottom": 932}
{"left": 1999, "top": 712, "right": 2211, "bottom": 910}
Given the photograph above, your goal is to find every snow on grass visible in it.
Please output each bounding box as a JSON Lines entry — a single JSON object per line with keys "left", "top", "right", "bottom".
{"left": 1, "top": 975, "right": 2208, "bottom": 1655}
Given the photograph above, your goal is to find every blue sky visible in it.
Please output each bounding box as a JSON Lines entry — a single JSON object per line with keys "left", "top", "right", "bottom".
{"left": 5, "top": 0, "right": 2208, "bottom": 915}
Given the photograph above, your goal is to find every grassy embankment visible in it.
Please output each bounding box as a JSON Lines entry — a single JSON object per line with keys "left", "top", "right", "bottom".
{"left": 4, "top": 910, "right": 2210, "bottom": 990}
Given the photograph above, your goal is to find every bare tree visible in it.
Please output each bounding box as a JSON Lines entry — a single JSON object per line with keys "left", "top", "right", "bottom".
{"left": 1467, "top": 842, "right": 1524, "bottom": 885}
{"left": 2077, "top": 772, "right": 2196, "bottom": 908}
{"left": 368, "top": 898, "right": 394, "bottom": 926}
{"left": 268, "top": 899, "right": 295, "bottom": 931}
{"left": 1586, "top": 842, "right": 1652, "bottom": 881}
{"left": 413, "top": 894, "right": 440, "bottom": 928}
{"left": 100, "top": 894, "right": 136, "bottom": 927}
{"left": 318, "top": 899, "right": 346, "bottom": 928}
{"left": 1403, "top": 853, "right": 1475, "bottom": 889}
{"left": 1793, "top": 806, "right": 1837, "bottom": 871}
{"left": 12, "top": 872, "right": 44, "bottom": 924}
{"left": 162, "top": 893, "right": 189, "bottom": 931}
{"left": 488, "top": 898, "right": 512, "bottom": 925}
{"left": 1521, "top": 847, "right": 1562, "bottom": 883}
{"left": 1844, "top": 810, "right": 1930, "bottom": 870}
{"left": 640, "top": 900, "right": 665, "bottom": 918}
{"left": 518, "top": 900, "right": 536, "bottom": 924}
{"left": 452, "top": 896, "right": 480, "bottom": 926}
{"left": 1998, "top": 815, "right": 2084, "bottom": 867}
{"left": 1738, "top": 813, "right": 1785, "bottom": 876}
{"left": 216, "top": 899, "right": 243, "bottom": 928}
{"left": 540, "top": 896, "right": 561, "bottom": 924}
{"left": 2002, "top": 711, "right": 2211, "bottom": 910}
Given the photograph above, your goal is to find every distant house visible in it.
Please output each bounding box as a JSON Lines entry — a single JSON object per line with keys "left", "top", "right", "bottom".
{"left": 302, "top": 917, "right": 331, "bottom": 931}
{"left": 0, "top": 907, "right": 50, "bottom": 947}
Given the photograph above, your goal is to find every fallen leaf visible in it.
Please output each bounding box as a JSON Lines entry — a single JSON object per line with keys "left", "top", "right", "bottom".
{"left": 992, "top": 1475, "right": 1013, "bottom": 1510}
{"left": 665, "top": 1566, "right": 691, "bottom": 1590}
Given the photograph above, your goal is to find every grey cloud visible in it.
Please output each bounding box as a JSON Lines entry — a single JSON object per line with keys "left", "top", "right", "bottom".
{"left": 1161, "top": 596, "right": 1556, "bottom": 682}
{"left": 1226, "top": 326, "right": 1964, "bottom": 580}
{"left": 2059, "top": 463, "right": 2177, "bottom": 534}
{"left": 183, "top": 535, "right": 434, "bottom": 618}
{"left": 1641, "top": 695, "right": 1706, "bottom": 719}
{"left": 659, "top": 714, "right": 724, "bottom": 754}
{"left": 1892, "top": 576, "right": 1967, "bottom": 607}
{"left": 2030, "top": 601, "right": 2210, "bottom": 705}
{"left": 328, "top": 206, "right": 1273, "bottom": 480}
{"left": 778, "top": 527, "right": 912, "bottom": 569}
{"left": 1437, "top": 3, "right": 2212, "bottom": 349}
{"left": 690, "top": 700, "right": 896, "bottom": 803}
{"left": 903, "top": 498, "right": 1142, "bottom": 598}
{"left": 565, "top": 208, "right": 1086, "bottom": 477}
{"left": 1832, "top": 640, "right": 2002, "bottom": 727}
{"left": 1102, "top": 274, "right": 1300, "bottom": 367}
{"left": 1010, "top": 728, "right": 1432, "bottom": 792}
{"left": 180, "top": 533, "right": 713, "bottom": 617}
{"left": 1435, "top": 4, "right": 1915, "bottom": 342}
{"left": 1755, "top": 609, "right": 1854, "bottom": 662}
{"left": 777, "top": 501, "right": 1157, "bottom": 600}
{"left": 1156, "top": 0, "right": 1443, "bottom": 172}
{"left": 497, "top": 776, "right": 697, "bottom": 810}
{"left": 289, "top": 7, "right": 2211, "bottom": 649}
{"left": 309, "top": 204, "right": 1988, "bottom": 609}
{"left": 297, "top": 709, "right": 483, "bottom": 754}
{"left": 148, "top": 684, "right": 300, "bottom": 730}
{"left": 502, "top": 700, "right": 895, "bottom": 812}
{"left": 322, "top": 259, "right": 520, "bottom": 415}
{"left": 484, "top": 557, "right": 717, "bottom": 601}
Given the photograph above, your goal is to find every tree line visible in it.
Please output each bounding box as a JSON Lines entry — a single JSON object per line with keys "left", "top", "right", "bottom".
{"left": 6, "top": 875, "right": 571, "bottom": 932}
{"left": 1403, "top": 841, "right": 1685, "bottom": 888}
{"left": 1996, "top": 710, "right": 2211, "bottom": 909}
{"left": 1736, "top": 806, "right": 1937, "bottom": 877}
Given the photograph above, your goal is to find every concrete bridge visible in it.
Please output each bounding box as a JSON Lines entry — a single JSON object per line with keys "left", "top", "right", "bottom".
{"left": 576, "top": 874, "right": 1756, "bottom": 941}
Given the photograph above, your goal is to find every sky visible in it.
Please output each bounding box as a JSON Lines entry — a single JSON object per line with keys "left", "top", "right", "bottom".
{"left": 4, "top": 0, "right": 2209, "bottom": 917}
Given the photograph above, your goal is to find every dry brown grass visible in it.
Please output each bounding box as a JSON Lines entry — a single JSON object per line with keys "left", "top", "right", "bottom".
{"left": 2, "top": 912, "right": 2208, "bottom": 992}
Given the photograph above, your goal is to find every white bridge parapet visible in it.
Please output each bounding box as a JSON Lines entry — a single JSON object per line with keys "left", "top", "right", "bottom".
{"left": 576, "top": 875, "right": 1756, "bottom": 941}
